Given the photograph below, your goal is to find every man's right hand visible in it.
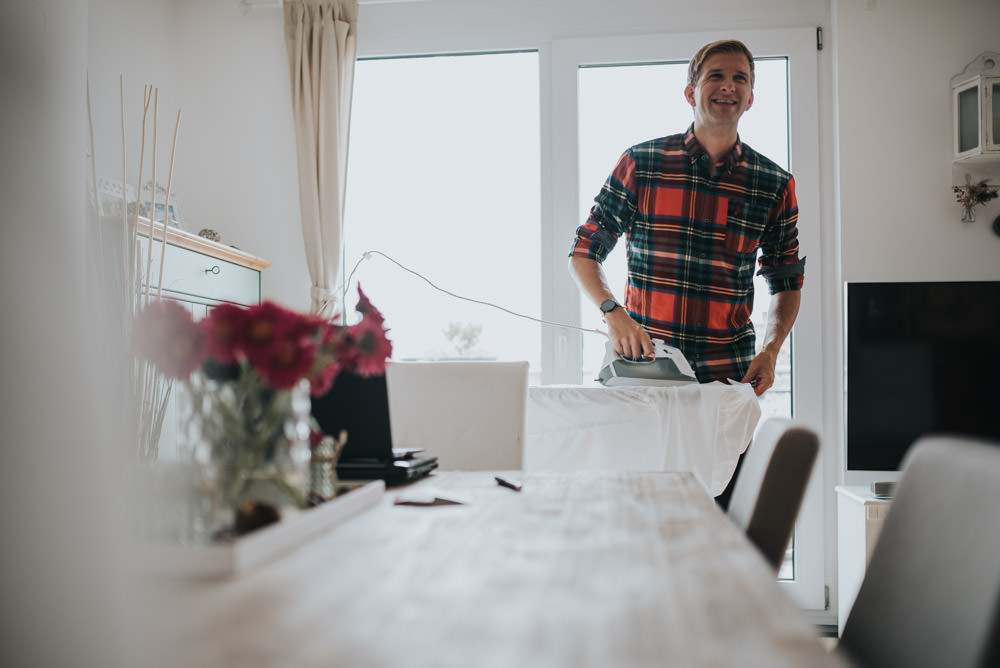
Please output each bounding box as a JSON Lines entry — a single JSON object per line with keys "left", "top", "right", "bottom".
{"left": 604, "top": 308, "right": 655, "bottom": 360}
{"left": 567, "top": 256, "right": 656, "bottom": 360}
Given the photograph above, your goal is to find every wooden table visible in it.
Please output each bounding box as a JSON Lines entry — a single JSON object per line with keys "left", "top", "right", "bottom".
{"left": 143, "top": 471, "right": 848, "bottom": 667}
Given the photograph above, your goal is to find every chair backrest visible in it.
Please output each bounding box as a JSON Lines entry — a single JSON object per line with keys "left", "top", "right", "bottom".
{"left": 726, "top": 418, "right": 819, "bottom": 571}
{"left": 839, "top": 435, "right": 1000, "bottom": 668}
{"left": 385, "top": 360, "right": 529, "bottom": 471}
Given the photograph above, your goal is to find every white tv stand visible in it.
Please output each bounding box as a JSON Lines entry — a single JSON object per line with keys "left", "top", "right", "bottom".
{"left": 835, "top": 485, "right": 892, "bottom": 636}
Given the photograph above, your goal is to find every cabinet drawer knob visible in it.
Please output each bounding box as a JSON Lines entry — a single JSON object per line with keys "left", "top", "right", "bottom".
{"left": 205, "top": 265, "right": 221, "bottom": 275}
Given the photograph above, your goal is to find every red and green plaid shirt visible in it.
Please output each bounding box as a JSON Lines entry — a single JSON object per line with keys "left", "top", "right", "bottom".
{"left": 570, "top": 125, "right": 805, "bottom": 382}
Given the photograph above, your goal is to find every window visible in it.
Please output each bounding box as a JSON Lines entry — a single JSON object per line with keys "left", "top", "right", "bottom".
{"left": 343, "top": 52, "right": 541, "bottom": 380}
{"left": 348, "top": 28, "right": 825, "bottom": 610}
{"left": 549, "top": 30, "right": 824, "bottom": 608}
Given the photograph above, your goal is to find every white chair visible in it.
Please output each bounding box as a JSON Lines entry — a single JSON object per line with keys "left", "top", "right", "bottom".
{"left": 385, "top": 360, "right": 529, "bottom": 471}
{"left": 726, "top": 417, "right": 819, "bottom": 572}
{"left": 838, "top": 434, "right": 1000, "bottom": 668}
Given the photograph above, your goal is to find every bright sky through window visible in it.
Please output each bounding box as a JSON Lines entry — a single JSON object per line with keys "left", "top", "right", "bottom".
{"left": 345, "top": 52, "right": 791, "bottom": 411}
{"left": 344, "top": 52, "right": 541, "bottom": 376}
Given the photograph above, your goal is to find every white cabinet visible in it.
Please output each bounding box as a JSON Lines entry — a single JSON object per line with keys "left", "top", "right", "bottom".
{"left": 134, "top": 220, "right": 270, "bottom": 457}
{"left": 136, "top": 220, "right": 269, "bottom": 311}
{"left": 835, "top": 485, "right": 892, "bottom": 637}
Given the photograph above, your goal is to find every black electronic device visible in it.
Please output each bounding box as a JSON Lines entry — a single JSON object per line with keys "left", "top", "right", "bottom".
{"left": 845, "top": 280, "right": 1000, "bottom": 472}
{"left": 311, "top": 372, "right": 438, "bottom": 484}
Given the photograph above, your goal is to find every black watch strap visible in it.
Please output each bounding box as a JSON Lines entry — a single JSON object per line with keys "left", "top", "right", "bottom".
{"left": 600, "top": 299, "right": 620, "bottom": 314}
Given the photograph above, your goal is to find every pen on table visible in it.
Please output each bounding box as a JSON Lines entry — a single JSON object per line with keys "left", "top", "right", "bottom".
{"left": 495, "top": 475, "right": 522, "bottom": 492}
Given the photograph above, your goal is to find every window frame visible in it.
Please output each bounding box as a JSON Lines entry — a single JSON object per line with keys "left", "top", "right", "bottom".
{"left": 544, "top": 28, "right": 825, "bottom": 609}
{"left": 349, "top": 26, "right": 828, "bottom": 612}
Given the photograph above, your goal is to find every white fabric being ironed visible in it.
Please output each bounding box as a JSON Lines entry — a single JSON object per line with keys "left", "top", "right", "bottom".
{"left": 523, "top": 382, "right": 760, "bottom": 496}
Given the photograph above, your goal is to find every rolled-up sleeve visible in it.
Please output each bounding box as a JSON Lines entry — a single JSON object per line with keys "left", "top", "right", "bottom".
{"left": 757, "top": 176, "right": 805, "bottom": 294}
{"left": 569, "top": 150, "right": 638, "bottom": 262}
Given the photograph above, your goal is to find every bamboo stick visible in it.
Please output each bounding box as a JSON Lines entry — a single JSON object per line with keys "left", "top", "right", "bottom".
{"left": 155, "top": 108, "right": 182, "bottom": 298}
{"left": 143, "top": 88, "right": 159, "bottom": 309}
{"left": 140, "top": 89, "right": 162, "bottom": 458}
{"left": 132, "top": 85, "right": 152, "bottom": 458}
{"left": 120, "top": 75, "right": 128, "bottom": 286}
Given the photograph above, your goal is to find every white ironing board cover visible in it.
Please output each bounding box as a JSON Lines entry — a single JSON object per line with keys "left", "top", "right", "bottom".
{"left": 524, "top": 381, "right": 760, "bottom": 496}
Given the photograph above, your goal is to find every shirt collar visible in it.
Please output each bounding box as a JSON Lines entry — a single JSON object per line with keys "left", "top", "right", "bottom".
{"left": 683, "top": 124, "right": 744, "bottom": 175}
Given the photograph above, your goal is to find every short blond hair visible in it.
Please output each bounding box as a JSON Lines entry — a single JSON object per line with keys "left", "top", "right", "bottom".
{"left": 687, "top": 40, "right": 755, "bottom": 88}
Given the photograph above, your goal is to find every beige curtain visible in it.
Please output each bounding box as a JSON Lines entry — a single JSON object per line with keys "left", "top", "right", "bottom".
{"left": 284, "top": 0, "right": 359, "bottom": 314}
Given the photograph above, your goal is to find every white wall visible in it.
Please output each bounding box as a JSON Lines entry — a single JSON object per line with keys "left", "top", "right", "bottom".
{"left": 2, "top": 1, "right": 141, "bottom": 665}
{"left": 88, "top": 0, "right": 179, "bottom": 195}
{"left": 356, "top": 0, "right": 826, "bottom": 54}
{"left": 833, "top": 0, "right": 1000, "bottom": 282}
{"left": 173, "top": 0, "right": 308, "bottom": 309}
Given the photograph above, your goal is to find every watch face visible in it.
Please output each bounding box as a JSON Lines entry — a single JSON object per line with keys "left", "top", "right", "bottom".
{"left": 600, "top": 299, "right": 618, "bottom": 313}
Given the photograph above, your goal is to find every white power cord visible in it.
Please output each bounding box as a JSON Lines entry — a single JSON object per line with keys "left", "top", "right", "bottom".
{"left": 335, "top": 249, "right": 608, "bottom": 338}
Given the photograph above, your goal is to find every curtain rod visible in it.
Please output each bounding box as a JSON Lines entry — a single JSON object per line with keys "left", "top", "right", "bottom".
{"left": 240, "top": 0, "right": 423, "bottom": 14}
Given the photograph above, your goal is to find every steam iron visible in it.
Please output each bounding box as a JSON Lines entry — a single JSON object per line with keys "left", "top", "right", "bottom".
{"left": 597, "top": 339, "right": 698, "bottom": 387}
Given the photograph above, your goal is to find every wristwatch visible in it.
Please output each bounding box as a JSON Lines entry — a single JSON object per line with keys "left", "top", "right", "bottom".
{"left": 599, "top": 299, "right": 620, "bottom": 314}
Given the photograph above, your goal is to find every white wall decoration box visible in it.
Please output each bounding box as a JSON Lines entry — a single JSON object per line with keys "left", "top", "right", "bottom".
{"left": 952, "top": 51, "right": 1000, "bottom": 163}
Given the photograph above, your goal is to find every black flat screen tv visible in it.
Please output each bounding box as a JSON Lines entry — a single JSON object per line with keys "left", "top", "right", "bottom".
{"left": 845, "top": 280, "right": 1000, "bottom": 472}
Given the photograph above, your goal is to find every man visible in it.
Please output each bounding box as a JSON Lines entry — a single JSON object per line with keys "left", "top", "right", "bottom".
{"left": 569, "top": 39, "right": 804, "bottom": 397}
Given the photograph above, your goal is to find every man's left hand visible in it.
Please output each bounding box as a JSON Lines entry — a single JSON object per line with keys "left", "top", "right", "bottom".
{"left": 741, "top": 349, "right": 778, "bottom": 397}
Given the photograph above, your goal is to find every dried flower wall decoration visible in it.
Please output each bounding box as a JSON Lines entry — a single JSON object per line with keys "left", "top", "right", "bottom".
{"left": 953, "top": 177, "right": 999, "bottom": 223}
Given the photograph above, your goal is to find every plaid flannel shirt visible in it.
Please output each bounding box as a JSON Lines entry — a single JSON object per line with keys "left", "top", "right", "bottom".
{"left": 570, "top": 125, "right": 805, "bottom": 382}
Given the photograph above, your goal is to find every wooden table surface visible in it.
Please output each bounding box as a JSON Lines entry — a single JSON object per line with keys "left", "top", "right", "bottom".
{"left": 143, "top": 471, "right": 848, "bottom": 668}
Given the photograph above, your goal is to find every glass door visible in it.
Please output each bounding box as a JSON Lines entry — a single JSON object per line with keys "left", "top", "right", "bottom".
{"left": 548, "top": 29, "right": 825, "bottom": 610}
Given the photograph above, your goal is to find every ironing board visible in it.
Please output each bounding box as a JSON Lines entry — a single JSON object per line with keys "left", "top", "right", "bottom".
{"left": 523, "top": 381, "right": 760, "bottom": 496}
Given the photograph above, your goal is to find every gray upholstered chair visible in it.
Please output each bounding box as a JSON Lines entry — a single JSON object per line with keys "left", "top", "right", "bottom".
{"left": 726, "top": 418, "right": 819, "bottom": 572}
{"left": 838, "top": 435, "right": 1000, "bottom": 668}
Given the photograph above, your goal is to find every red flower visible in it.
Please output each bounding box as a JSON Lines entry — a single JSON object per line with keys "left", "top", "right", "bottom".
{"left": 239, "top": 304, "right": 319, "bottom": 390}
{"left": 132, "top": 300, "right": 206, "bottom": 380}
{"left": 255, "top": 328, "right": 318, "bottom": 390}
{"left": 132, "top": 294, "right": 392, "bottom": 392}
{"left": 241, "top": 302, "right": 299, "bottom": 365}
{"left": 202, "top": 303, "right": 248, "bottom": 364}
{"left": 354, "top": 284, "right": 385, "bottom": 324}
{"left": 309, "top": 357, "right": 342, "bottom": 396}
{"left": 346, "top": 312, "right": 393, "bottom": 377}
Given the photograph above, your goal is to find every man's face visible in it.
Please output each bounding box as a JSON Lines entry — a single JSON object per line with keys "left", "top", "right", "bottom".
{"left": 684, "top": 52, "right": 754, "bottom": 129}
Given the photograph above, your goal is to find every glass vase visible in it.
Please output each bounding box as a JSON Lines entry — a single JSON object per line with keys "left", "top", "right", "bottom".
{"left": 178, "top": 370, "right": 312, "bottom": 540}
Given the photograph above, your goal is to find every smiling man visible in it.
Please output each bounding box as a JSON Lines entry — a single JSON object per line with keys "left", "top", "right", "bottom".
{"left": 569, "top": 39, "right": 804, "bottom": 397}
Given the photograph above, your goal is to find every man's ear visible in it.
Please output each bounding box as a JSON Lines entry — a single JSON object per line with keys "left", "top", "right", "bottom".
{"left": 744, "top": 90, "right": 754, "bottom": 112}
{"left": 683, "top": 84, "right": 696, "bottom": 108}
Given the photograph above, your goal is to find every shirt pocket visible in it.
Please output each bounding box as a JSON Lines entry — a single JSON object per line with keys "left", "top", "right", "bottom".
{"left": 724, "top": 200, "right": 769, "bottom": 255}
